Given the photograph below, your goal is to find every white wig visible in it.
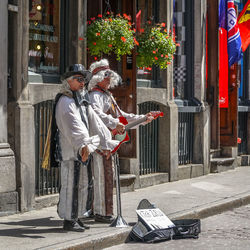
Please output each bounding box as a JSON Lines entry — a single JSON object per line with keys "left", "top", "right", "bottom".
{"left": 88, "top": 59, "right": 121, "bottom": 91}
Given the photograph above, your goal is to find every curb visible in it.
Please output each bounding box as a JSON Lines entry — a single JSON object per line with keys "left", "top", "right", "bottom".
{"left": 45, "top": 191, "right": 250, "bottom": 250}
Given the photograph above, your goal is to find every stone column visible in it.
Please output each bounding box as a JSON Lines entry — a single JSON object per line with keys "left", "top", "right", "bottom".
{"left": 158, "top": 0, "right": 179, "bottom": 181}
{"left": 0, "top": 0, "right": 18, "bottom": 215}
{"left": 192, "top": 0, "right": 210, "bottom": 173}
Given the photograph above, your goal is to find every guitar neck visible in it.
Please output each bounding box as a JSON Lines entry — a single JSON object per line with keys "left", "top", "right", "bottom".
{"left": 125, "top": 116, "right": 147, "bottom": 131}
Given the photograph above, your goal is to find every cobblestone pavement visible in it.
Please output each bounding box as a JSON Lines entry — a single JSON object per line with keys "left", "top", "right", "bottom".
{"left": 105, "top": 204, "right": 250, "bottom": 250}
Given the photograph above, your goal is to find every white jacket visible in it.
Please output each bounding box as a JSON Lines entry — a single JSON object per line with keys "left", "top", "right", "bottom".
{"left": 55, "top": 95, "right": 118, "bottom": 161}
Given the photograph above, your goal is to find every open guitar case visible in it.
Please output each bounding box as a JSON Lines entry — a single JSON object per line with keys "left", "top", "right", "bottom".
{"left": 130, "top": 199, "right": 201, "bottom": 243}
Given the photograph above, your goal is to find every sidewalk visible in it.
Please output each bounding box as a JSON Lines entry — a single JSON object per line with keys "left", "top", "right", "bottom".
{"left": 1, "top": 166, "right": 250, "bottom": 250}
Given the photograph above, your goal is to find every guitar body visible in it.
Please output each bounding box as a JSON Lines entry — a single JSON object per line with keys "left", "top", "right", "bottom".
{"left": 111, "top": 116, "right": 130, "bottom": 154}
{"left": 111, "top": 111, "right": 164, "bottom": 154}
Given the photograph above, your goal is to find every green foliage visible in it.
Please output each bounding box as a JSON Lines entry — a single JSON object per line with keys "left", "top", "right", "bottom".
{"left": 87, "top": 14, "right": 135, "bottom": 61}
{"left": 136, "top": 23, "right": 177, "bottom": 69}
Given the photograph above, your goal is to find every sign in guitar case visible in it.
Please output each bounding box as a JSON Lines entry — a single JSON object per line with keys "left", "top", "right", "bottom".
{"left": 130, "top": 199, "right": 201, "bottom": 243}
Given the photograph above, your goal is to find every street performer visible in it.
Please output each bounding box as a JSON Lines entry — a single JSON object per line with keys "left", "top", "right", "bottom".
{"left": 53, "top": 64, "right": 119, "bottom": 232}
{"left": 88, "top": 59, "right": 154, "bottom": 223}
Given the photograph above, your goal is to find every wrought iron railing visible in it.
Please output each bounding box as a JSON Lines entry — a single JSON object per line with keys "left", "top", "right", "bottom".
{"left": 238, "top": 112, "right": 248, "bottom": 155}
{"left": 178, "top": 112, "right": 194, "bottom": 165}
{"left": 34, "top": 100, "right": 60, "bottom": 196}
{"left": 139, "top": 102, "right": 159, "bottom": 175}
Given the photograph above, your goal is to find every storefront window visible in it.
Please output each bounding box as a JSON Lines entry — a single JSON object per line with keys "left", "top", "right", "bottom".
{"left": 136, "top": 0, "right": 161, "bottom": 88}
{"left": 173, "top": 0, "right": 186, "bottom": 99}
{"left": 28, "top": 0, "right": 61, "bottom": 83}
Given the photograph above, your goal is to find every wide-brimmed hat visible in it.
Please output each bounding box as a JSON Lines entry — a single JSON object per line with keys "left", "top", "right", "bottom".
{"left": 61, "top": 64, "right": 92, "bottom": 82}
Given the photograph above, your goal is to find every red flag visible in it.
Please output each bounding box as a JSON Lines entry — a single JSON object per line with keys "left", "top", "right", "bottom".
{"left": 238, "top": 0, "right": 250, "bottom": 51}
{"left": 136, "top": 10, "right": 141, "bottom": 33}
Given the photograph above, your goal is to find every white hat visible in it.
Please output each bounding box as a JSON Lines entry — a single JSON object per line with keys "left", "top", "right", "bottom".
{"left": 88, "top": 59, "right": 122, "bottom": 91}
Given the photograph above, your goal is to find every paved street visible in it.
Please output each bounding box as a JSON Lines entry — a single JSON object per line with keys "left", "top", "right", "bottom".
{"left": 105, "top": 204, "right": 250, "bottom": 250}
{"left": 1, "top": 167, "right": 250, "bottom": 249}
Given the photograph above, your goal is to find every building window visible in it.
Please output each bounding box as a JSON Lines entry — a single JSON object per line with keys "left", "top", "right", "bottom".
{"left": 136, "top": 0, "right": 161, "bottom": 88}
{"left": 173, "top": 0, "right": 194, "bottom": 99}
{"left": 28, "top": 0, "right": 64, "bottom": 83}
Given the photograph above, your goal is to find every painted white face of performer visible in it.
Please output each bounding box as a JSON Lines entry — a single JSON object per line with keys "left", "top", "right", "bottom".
{"left": 97, "top": 70, "right": 113, "bottom": 90}
{"left": 67, "top": 74, "right": 86, "bottom": 91}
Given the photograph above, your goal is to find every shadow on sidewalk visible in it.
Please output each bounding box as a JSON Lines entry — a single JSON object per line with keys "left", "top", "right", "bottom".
{"left": 0, "top": 217, "right": 64, "bottom": 238}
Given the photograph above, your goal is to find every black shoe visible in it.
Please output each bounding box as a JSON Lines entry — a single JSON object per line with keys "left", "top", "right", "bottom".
{"left": 95, "top": 214, "right": 114, "bottom": 223}
{"left": 77, "top": 219, "right": 90, "bottom": 229}
{"left": 63, "top": 220, "right": 85, "bottom": 232}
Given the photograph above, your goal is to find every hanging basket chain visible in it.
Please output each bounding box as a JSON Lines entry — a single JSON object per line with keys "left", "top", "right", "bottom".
{"left": 104, "top": 0, "right": 112, "bottom": 14}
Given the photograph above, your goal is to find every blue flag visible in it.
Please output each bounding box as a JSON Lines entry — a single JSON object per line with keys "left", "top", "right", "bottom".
{"left": 219, "top": 0, "right": 242, "bottom": 67}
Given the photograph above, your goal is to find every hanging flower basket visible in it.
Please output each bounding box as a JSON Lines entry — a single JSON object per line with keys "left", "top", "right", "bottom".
{"left": 87, "top": 13, "right": 136, "bottom": 60}
{"left": 136, "top": 22, "right": 177, "bottom": 69}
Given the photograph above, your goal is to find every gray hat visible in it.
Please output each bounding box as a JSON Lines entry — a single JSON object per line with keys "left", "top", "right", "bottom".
{"left": 61, "top": 64, "right": 92, "bottom": 82}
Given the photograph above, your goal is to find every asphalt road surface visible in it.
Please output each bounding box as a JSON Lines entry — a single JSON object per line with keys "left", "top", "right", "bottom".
{"left": 105, "top": 204, "right": 250, "bottom": 250}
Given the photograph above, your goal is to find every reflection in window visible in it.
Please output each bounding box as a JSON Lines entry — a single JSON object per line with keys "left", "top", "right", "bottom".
{"left": 173, "top": 0, "right": 186, "bottom": 99}
{"left": 29, "top": 0, "right": 60, "bottom": 83}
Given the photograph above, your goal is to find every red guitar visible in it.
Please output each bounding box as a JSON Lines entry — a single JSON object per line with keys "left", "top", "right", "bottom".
{"left": 111, "top": 111, "right": 164, "bottom": 153}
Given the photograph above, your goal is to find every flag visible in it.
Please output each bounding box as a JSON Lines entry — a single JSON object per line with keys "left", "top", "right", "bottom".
{"left": 219, "top": 0, "right": 229, "bottom": 108}
{"left": 227, "top": 0, "right": 242, "bottom": 66}
{"left": 238, "top": 0, "right": 250, "bottom": 51}
{"left": 136, "top": 10, "right": 141, "bottom": 33}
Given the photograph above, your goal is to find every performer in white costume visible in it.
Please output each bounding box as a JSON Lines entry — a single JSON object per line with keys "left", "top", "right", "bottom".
{"left": 53, "top": 64, "right": 118, "bottom": 232}
{"left": 88, "top": 59, "right": 154, "bottom": 223}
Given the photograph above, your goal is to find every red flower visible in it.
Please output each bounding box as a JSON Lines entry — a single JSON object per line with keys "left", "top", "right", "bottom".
{"left": 176, "top": 43, "right": 180, "bottom": 47}
{"left": 79, "top": 37, "right": 84, "bottom": 41}
{"left": 147, "top": 67, "right": 152, "bottom": 71}
{"left": 96, "top": 32, "right": 100, "bottom": 36}
{"left": 154, "top": 57, "right": 158, "bottom": 60}
{"left": 121, "top": 36, "right": 126, "bottom": 42}
{"left": 88, "top": 21, "right": 91, "bottom": 25}
{"left": 109, "top": 18, "right": 112, "bottom": 22}
{"left": 108, "top": 44, "right": 112, "bottom": 47}
{"left": 161, "top": 23, "right": 166, "bottom": 27}
{"left": 153, "top": 51, "right": 156, "bottom": 54}
{"left": 90, "top": 17, "right": 96, "bottom": 21}
{"left": 94, "top": 57, "right": 98, "bottom": 60}
{"left": 165, "top": 55, "right": 168, "bottom": 58}
{"left": 93, "top": 42, "right": 96, "bottom": 45}
{"left": 97, "top": 14, "right": 102, "bottom": 18}
{"left": 133, "top": 38, "right": 139, "bottom": 46}
{"left": 141, "top": 28, "right": 144, "bottom": 33}
{"left": 106, "top": 11, "right": 110, "bottom": 15}
{"left": 161, "top": 54, "right": 164, "bottom": 57}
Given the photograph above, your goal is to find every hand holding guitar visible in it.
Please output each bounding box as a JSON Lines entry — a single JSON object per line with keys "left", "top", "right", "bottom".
{"left": 144, "top": 112, "right": 155, "bottom": 124}
{"left": 111, "top": 111, "right": 164, "bottom": 154}
{"left": 116, "top": 122, "right": 125, "bottom": 134}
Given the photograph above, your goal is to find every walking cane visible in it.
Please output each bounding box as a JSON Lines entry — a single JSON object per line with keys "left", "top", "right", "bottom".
{"left": 110, "top": 152, "right": 128, "bottom": 227}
